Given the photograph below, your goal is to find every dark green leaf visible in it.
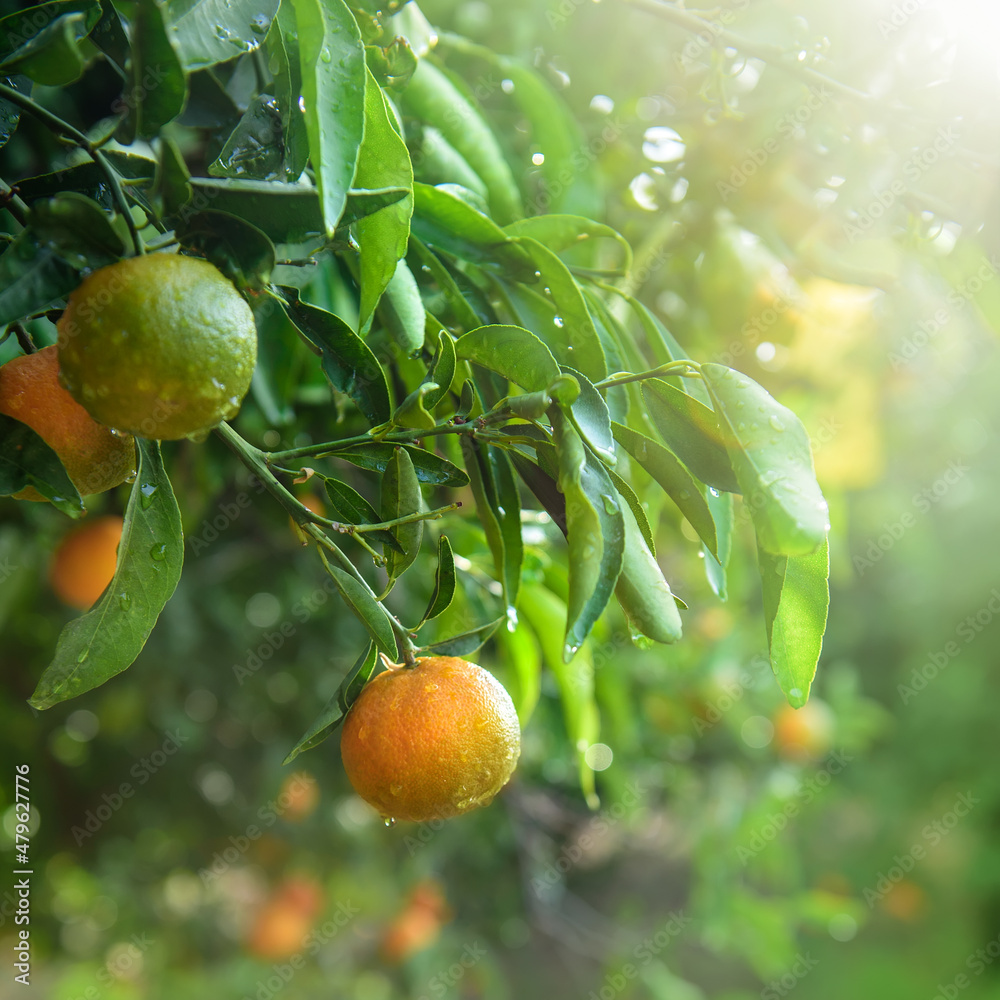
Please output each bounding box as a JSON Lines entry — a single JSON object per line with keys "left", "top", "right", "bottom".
{"left": 0, "top": 414, "right": 83, "bottom": 515}
{"left": 423, "top": 326, "right": 456, "bottom": 410}
{"left": 643, "top": 378, "right": 739, "bottom": 494}
{"left": 759, "top": 534, "right": 830, "bottom": 707}
{"left": 456, "top": 324, "right": 560, "bottom": 392}
{"left": 90, "top": 0, "right": 129, "bottom": 73}
{"left": 704, "top": 487, "right": 734, "bottom": 601}
{"left": 322, "top": 477, "right": 403, "bottom": 553}
{"left": 552, "top": 407, "right": 624, "bottom": 659}
{"left": 338, "top": 443, "right": 469, "bottom": 487}
{"left": 510, "top": 236, "right": 607, "bottom": 382}
{"left": 324, "top": 562, "right": 397, "bottom": 658}
{"left": 185, "top": 178, "right": 408, "bottom": 243}
{"left": 357, "top": 66, "right": 413, "bottom": 328}
{"left": 282, "top": 643, "right": 377, "bottom": 763}
{"left": 509, "top": 451, "right": 565, "bottom": 534}
{"left": 281, "top": 289, "right": 391, "bottom": 426}
{"left": 505, "top": 216, "right": 630, "bottom": 269}
{"left": 702, "top": 364, "right": 829, "bottom": 556}
{"left": 177, "top": 209, "right": 275, "bottom": 288}
{"left": 0, "top": 10, "right": 95, "bottom": 86}
{"left": 0, "top": 1, "right": 99, "bottom": 60}
{"left": 607, "top": 469, "right": 655, "bottom": 554}
{"left": 380, "top": 259, "right": 425, "bottom": 356}
{"left": 409, "top": 237, "right": 482, "bottom": 331}
{"left": 392, "top": 382, "right": 439, "bottom": 430}
{"left": 612, "top": 421, "right": 718, "bottom": 558}
{"left": 411, "top": 126, "right": 489, "bottom": 200}
{"left": 381, "top": 446, "right": 423, "bottom": 580}
{"left": 266, "top": 0, "right": 309, "bottom": 179}
{"left": 208, "top": 94, "right": 287, "bottom": 181}
{"left": 154, "top": 136, "right": 191, "bottom": 218}
{"left": 401, "top": 59, "right": 521, "bottom": 223}
{"left": 418, "top": 534, "right": 456, "bottom": 625}
{"left": 165, "top": 0, "right": 280, "bottom": 71}
{"left": 28, "top": 440, "right": 184, "bottom": 709}
{"left": 421, "top": 614, "right": 505, "bottom": 657}
{"left": 461, "top": 438, "right": 522, "bottom": 621}
{"left": 291, "top": 0, "right": 365, "bottom": 235}
{"left": 117, "top": 0, "right": 186, "bottom": 143}
{"left": 563, "top": 366, "right": 615, "bottom": 467}
{"left": 15, "top": 151, "right": 157, "bottom": 211}
{"left": 0, "top": 74, "right": 29, "bottom": 151}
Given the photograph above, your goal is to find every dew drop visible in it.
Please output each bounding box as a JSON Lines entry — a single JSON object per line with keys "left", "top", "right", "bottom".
{"left": 769, "top": 415, "right": 785, "bottom": 432}
{"left": 76, "top": 649, "right": 89, "bottom": 664}
{"left": 506, "top": 606, "right": 518, "bottom": 631}
{"left": 320, "top": 46, "right": 332, "bottom": 63}
{"left": 600, "top": 493, "right": 618, "bottom": 514}
{"left": 789, "top": 687, "right": 803, "bottom": 701}
{"left": 383, "top": 816, "right": 396, "bottom": 827}
{"left": 553, "top": 315, "right": 565, "bottom": 328}
{"left": 139, "top": 483, "right": 158, "bottom": 509}
{"left": 118, "top": 593, "right": 131, "bottom": 611}
{"left": 389, "top": 784, "right": 403, "bottom": 796}
{"left": 149, "top": 543, "right": 168, "bottom": 561}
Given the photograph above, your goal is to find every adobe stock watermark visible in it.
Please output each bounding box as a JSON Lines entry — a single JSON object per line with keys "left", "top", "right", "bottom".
{"left": 70, "top": 730, "right": 188, "bottom": 846}
{"left": 198, "top": 772, "right": 319, "bottom": 882}
{"left": 878, "top": 0, "right": 932, "bottom": 39}
{"left": 717, "top": 86, "right": 833, "bottom": 203}
{"left": 844, "top": 126, "right": 958, "bottom": 243}
{"left": 898, "top": 589, "right": 1000, "bottom": 703}
{"left": 852, "top": 459, "right": 969, "bottom": 576}
{"left": 587, "top": 911, "right": 694, "bottom": 1000}
{"left": 931, "top": 927, "right": 1000, "bottom": 1000}
{"left": 736, "top": 750, "right": 853, "bottom": 864}
{"left": 188, "top": 476, "right": 268, "bottom": 556}
{"left": 414, "top": 941, "right": 487, "bottom": 1000}
{"left": 761, "top": 953, "right": 820, "bottom": 999}
{"left": 241, "top": 900, "right": 360, "bottom": 1000}
{"left": 889, "top": 254, "right": 1000, "bottom": 370}
{"left": 529, "top": 781, "right": 646, "bottom": 895}
{"left": 863, "top": 790, "right": 978, "bottom": 907}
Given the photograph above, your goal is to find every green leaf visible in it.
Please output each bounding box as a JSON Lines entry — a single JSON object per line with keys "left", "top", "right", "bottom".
{"left": 322, "top": 478, "right": 402, "bottom": 553}
{"left": 185, "top": 178, "right": 408, "bottom": 242}
{"left": 505, "top": 216, "right": 629, "bottom": 269}
{"left": 15, "top": 150, "right": 157, "bottom": 211}
{"left": 423, "top": 326, "right": 457, "bottom": 410}
{"left": 0, "top": 10, "right": 95, "bottom": 86}
{"left": 705, "top": 487, "right": 734, "bottom": 602}
{"left": 460, "top": 439, "right": 522, "bottom": 622}
{"left": 509, "top": 236, "right": 607, "bottom": 382}
{"left": 176, "top": 209, "right": 275, "bottom": 288}
{"left": 154, "top": 136, "right": 191, "bottom": 217}
{"left": 612, "top": 422, "right": 718, "bottom": 559}
{"left": 519, "top": 583, "right": 599, "bottom": 807}
{"left": 418, "top": 534, "right": 456, "bottom": 625}
{"left": 401, "top": 58, "right": 522, "bottom": 223}
{"left": 759, "top": 534, "right": 830, "bottom": 707}
{"left": 702, "top": 364, "right": 829, "bottom": 556}
{"left": 208, "top": 94, "right": 288, "bottom": 181}
{"left": 509, "top": 451, "right": 565, "bottom": 533}
{"left": 357, "top": 66, "right": 413, "bottom": 328}
{"left": 281, "top": 289, "right": 391, "bottom": 426}
{"left": 323, "top": 562, "right": 397, "bottom": 659}
{"left": 28, "top": 440, "right": 184, "bottom": 709}
{"left": 116, "top": 0, "right": 186, "bottom": 143}
{"left": 421, "top": 614, "right": 505, "bottom": 657}
{"left": 563, "top": 366, "right": 615, "bottom": 467}
{"left": 409, "top": 237, "right": 482, "bottom": 331}
{"left": 552, "top": 407, "right": 624, "bottom": 659}
{"left": 607, "top": 469, "right": 655, "bottom": 554}
{"left": 0, "top": 74, "right": 28, "bottom": 151}
{"left": 392, "top": 382, "right": 438, "bottom": 430}
{"left": 379, "top": 258, "right": 425, "bottom": 356}
{"left": 338, "top": 443, "right": 469, "bottom": 488}
{"left": 165, "top": 0, "right": 280, "bottom": 71}
{"left": 90, "top": 0, "right": 129, "bottom": 73}
{"left": 266, "top": 0, "right": 309, "bottom": 180}
{"left": 282, "top": 643, "right": 377, "bottom": 763}
{"left": 290, "top": 0, "right": 365, "bottom": 235}
{"left": 0, "top": 193, "right": 123, "bottom": 328}
{"left": 642, "top": 378, "right": 739, "bottom": 494}
{"left": 411, "top": 126, "right": 489, "bottom": 200}
{"left": 456, "top": 324, "right": 560, "bottom": 392}
{"left": 381, "top": 446, "right": 423, "bottom": 580}
{"left": 497, "top": 620, "right": 541, "bottom": 726}
{"left": 0, "top": 415, "right": 83, "bottom": 515}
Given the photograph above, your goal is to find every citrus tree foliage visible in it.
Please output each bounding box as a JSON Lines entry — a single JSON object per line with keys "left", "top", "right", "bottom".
{"left": 0, "top": 0, "right": 829, "bottom": 783}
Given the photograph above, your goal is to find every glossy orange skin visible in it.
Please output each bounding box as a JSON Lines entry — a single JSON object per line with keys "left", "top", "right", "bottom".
{"left": 49, "top": 515, "right": 123, "bottom": 610}
{"left": 340, "top": 656, "right": 521, "bottom": 823}
{"left": 0, "top": 346, "right": 135, "bottom": 501}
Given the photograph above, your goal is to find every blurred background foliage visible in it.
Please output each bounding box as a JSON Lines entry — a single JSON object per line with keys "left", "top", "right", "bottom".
{"left": 2, "top": 0, "right": 1000, "bottom": 997}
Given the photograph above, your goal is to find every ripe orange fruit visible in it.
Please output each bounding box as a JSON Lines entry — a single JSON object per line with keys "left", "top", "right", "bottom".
{"left": 57, "top": 253, "right": 257, "bottom": 440}
{"left": 278, "top": 771, "right": 320, "bottom": 823}
{"left": 773, "top": 698, "right": 835, "bottom": 761}
{"left": 0, "top": 346, "right": 135, "bottom": 501}
{"left": 49, "top": 514, "right": 123, "bottom": 610}
{"left": 381, "top": 879, "right": 452, "bottom": 963}
{"left": 340, "top": 656, "right": 521, "bottom": 823}
{"left": 247, "top": 877, "right": 324, "bottom": 960}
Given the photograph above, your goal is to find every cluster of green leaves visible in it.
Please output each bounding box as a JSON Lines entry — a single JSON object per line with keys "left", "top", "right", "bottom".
{"left": 0, "top": 0, "right": 828, "bottom": 773}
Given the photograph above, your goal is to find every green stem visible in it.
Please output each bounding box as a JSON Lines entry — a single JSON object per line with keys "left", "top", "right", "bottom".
{"left": 217, "top": 422, "right": 415, "bottom": 661}
{"left": 268, "top": 422, "right": 473, "bottom": 463}
{"left": 0, "top": 82, "right": 144, "bottom": 256}
{"left": 595, "top": 359, "right": 701, "bottom": 390}
{"left": 353, "top": 502, "right": 462, "bottom": 534}
{"left": 0, "top": 177, "right": 28, "bottom": 226}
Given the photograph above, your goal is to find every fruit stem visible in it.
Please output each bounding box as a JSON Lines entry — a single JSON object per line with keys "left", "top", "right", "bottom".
{"left": 0, "top": 178, "right": 28, "bottom": 226}
{"left": 0, "top": 83, "right": 144, "bottom": 257}
{"left": 11, "top": 323, "right": 36, "bottom": 355}
{"left": 352, "top": 502, "right": 462, "bottom": 533}
{"left": 267, "top": 423, "right": 473, "bottom": 463}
